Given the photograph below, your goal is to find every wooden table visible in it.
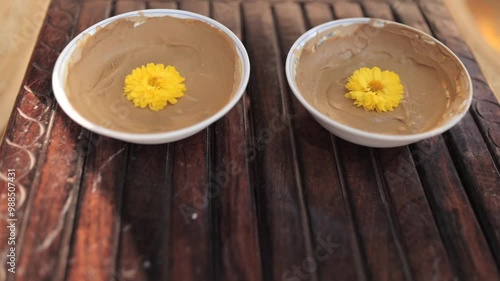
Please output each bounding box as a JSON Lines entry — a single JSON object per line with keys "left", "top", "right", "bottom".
{"left": 1, "top": 0, "right": 499, "bottom": 280}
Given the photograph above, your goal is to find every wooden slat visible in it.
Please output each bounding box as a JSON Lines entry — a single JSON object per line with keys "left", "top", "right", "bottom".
{"left": 415, "top": 0, "right": 500, "bottom": 166}
{"left": 111, "top": 2, "right": 174, "bottom": 281}
{"left": 412, "top": 138, "right": 500, "bottom": 281}
{"left": 212, "top": 2, "right": 263, "bottom": 281}
{"left": 166, "top": 3, "right": 213, "bottom": 281}
{"left": 117, "top": 145, "right": 171, "bottom": 281}
{"left": 396, "top": 3, "right": 500, "bottom": 276}
{"left": 180, "top": 1, "right": 209, "bottom": 15}
{"left": 393, "top": 2, "right": 432, "bottom": 33}
{"left": 360, "top": 3, "right": 458, "bottom": 281}
{"left": 303, "top": 2, "right": 332, "bottom": 28}
{"left": 330, "top": 3, "right": 415, "bottom": 281}
{"left": 14, "top": 114, "right": 84, "bottom": 281}
{"left": 0, "top": 0, "right": 82, "bottom": 280}
{"left": 148, "top": 1, "right": 177, "bottom": 9}
{"left": 332, "top": 2, "right": 363, "bottom": 19}
{"left": 275, "top": 3, "right": 360, "bottom": 281}
{"left": 375, "top": 146, "right": 457, "bottom": 281}
{"left": 242, "top": 2, "right": 311, "bottom": 280}
{"left": 62, "top": 2, "right": 129, "bottom": 281}
{"left": 66, "top": 138, "right": 127, "bottom": 281}
{"left": 361, "top": 1, "right": 393, "bottom": 20}
{"left": 416, "top": 0, "right": 500, "bottom": 262}
{"left": 115, "top": 1, "right": 146, "bottom": 14}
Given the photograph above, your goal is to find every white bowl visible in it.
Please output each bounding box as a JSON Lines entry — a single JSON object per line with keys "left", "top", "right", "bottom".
{"left": 53, "top": 9, "right": 250, "bottom": 144}
{"left": 285, "top": 18, "right": 472, "bottom": 148}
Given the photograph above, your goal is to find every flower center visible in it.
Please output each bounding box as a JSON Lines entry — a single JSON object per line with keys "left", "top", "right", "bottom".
{"left": 368, "top": 80, "right": 384, "bottom": 92}
{"left": 148, "top": 76, "right": 160, "bottom": 88}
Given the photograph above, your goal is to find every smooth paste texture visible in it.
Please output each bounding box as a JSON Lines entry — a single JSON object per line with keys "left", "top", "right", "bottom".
{"left": 66, "top": 15, "right": 240, "bottom": 133}
{"left": 295, "top": 21, "right": 469, "bottom": 135}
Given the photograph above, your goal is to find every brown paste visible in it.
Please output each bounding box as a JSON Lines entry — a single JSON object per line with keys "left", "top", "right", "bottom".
{"left": 66, "top": 15, "right": 240, "bottom": 133}
{"left": 295, "top": 21, "right": 469, "bottom": 134}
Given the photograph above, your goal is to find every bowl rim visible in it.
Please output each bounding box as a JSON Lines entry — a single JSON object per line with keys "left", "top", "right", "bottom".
{"left": 52, "top": 9, "right": 250, "bottom": 144}
{"left": 285, "top": 17, "right": 473, "bottom": 143}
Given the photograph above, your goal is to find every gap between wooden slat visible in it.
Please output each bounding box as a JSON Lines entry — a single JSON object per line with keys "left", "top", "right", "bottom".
{"left": 207, "top": 5, "right": 218, "bottom": 281}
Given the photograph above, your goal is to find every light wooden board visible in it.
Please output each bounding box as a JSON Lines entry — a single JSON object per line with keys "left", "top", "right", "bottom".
{"left": 0, "top": 0, "right": 51, "bottom": 139}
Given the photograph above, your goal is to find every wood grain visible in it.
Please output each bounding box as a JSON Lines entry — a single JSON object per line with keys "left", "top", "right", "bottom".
{"left": 242, "top": 2, "right": 310, "bottom": 280}
{"left": 0, "top": 1, "right": 499, "bottom": 281}
{"left": 331, "top": 3, "right": 410, "bottom": 281}
{"left": 0, "top": 1, "right": 82, "bottom": 280}
{"left": 361, "top": 4, "right": 458, "bottom": 281}
{"left": 148, "top": 1, "right": 177, "bottom": 9}
{"left": 111, "top": 3, "right": 172, "bottom": 281}
{"left": 275, "top": 2, "right": 360, "bottom": 281}
{"left": 212, "top": 2, "right": 263, "bottom": 281}
{"left": 115, "top": 1, "right": 146, "bottom": 14}
{"left": 166, "top": 3, "right": 213, "bottom": 281}
{"left": 62, "top": 2, "right": 129, "bottom": 281}
{"left": 416, "top": 0, "right": 500, "bottom": 263}
{"left": 396, "top": 2, "right": 500, "bottom": 276}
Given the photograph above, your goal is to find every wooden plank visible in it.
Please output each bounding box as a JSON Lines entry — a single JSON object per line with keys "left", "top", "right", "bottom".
{"left": 110, "top": 2, "right": 174, "bottom": 281}
{"left": 66, "top": 139, "right": 128, "bottom": 281}
{"left": 117, "top": 144, "right": 171, "bottom": 281}
{"left": 412, "top": 138, "right": 500, "bottom": 281}
{"left": 361, "top": 1, "right": 393, "bottom": 21}
{"left": 13, "top": 114, "right": 85, "bottom": 281}
{"left": 417, "top": 0, "right": 500, "bottom": 166}
{"left": 336, "top": 140, "right": 410, "bottom": 281}
{"left": 376, "top": 146, "right": 457, "bottom": 281}
{"left": 275, "top": 3, "right": 360, "bottom": 281}
{"left": 393, "top": 2, "right": 432, "bottom": 33}
{"left": 416, "top": 0, "right": 500, "bottom": 261}
{"left": 148, "top": 1, "right": 177, "bottom": 9}
{"left": 212, "top": 2, "right": 263, "bottom": 281}
{"left": 242, "top": 2, "right": 310, "bottom": 280}
{"left": 180, "top": 1, "right": 209, "bottom": 15}
{"left": 361, "top": 4, "right": 458, "bottom": 281}
{"left": 332, "top": 2, "right": 363, "bottom": 20}
{"left": 303, "top": 2, "right": 332, "bottom": 28}
{"left": 166, "top": 3, "right": 213, "bottom": 281}
{"left": 0, "top": 0, "right": 82, "bottom": 280}
{"left": 330, "top": 3, "right": 412, "bottom": 281}
{"left": 115, "top": 1, "right": 146, "bottom": 14}
{"left": 397, "top": 3, "right": 500, "bottom": 276}
{"left": 61, "top": 2, "right": 130, "bottom": 281}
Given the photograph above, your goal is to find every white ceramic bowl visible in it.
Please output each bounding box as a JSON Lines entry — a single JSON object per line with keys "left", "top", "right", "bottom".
{"left": 285, "top": 18, "right": 472, "bottom": 148}
{"left": 53, "top": 9, "right": 250, "bottom": 144}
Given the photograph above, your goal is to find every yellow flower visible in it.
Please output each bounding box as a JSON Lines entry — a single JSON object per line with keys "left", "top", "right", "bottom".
{"left": 345, "top": 67, "right": 404, "bottom": 112}
{"left": 124, "top": 63, "right": 186, "bottom": 111}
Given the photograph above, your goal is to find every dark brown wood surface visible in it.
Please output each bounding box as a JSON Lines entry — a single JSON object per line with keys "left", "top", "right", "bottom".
{"left": 0, "top": 0, "right": 499, "bottom": 280}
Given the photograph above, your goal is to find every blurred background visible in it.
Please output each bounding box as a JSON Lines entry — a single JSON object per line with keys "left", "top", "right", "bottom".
{"left": 0, "top": 0, "right": 499, "bottom": 140}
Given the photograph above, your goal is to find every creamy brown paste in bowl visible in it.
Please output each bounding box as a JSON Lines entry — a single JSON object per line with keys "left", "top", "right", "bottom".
{"left": 53, "top": 10, "right": 250, "bottom": 144}
{"left": 286, "top": 18, "right": 472, "bottom": 147}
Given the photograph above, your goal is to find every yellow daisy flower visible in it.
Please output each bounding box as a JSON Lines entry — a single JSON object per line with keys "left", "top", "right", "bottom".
{"left": 345, "top": 67, "right": 404, "bottom": 112}
{"left": 124, "top": 63, "right": 186, "bottom": 111}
